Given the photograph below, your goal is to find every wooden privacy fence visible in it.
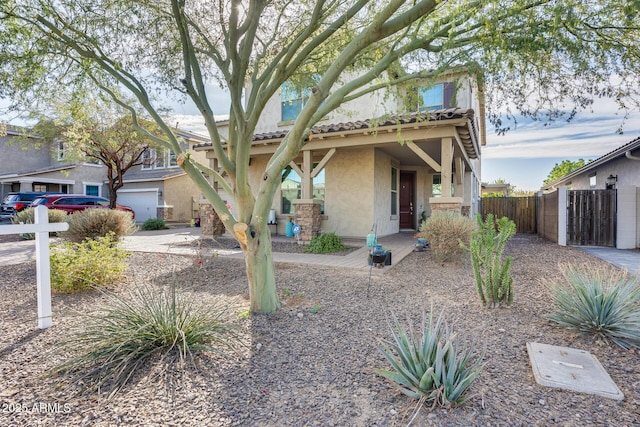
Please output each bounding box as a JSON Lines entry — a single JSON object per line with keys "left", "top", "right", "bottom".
{"left": 537, "top": 191, "right": 559, "bottom": 243}
{"left": 480, "top": 196, "right": 537, "bottom": 233}
{"left": 567, "top": 189, "right": 616, "bottom": 247}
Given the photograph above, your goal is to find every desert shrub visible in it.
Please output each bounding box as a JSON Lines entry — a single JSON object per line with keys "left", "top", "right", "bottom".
{"left": 60, "top": 208, "right": 137, "bottom": 242}
{"left": 304, "top": 232, "right": 347, "bottom": 254}
{"left": 416, "top": 211, "right": 475, "bottom": 262}
{"left": 376, "top": 310, "right": 484, "bottom": 413}
{"left": 141, "top": 217, "right": 169, "bottom": 231}
{"left": 11, "top": 207, "right": 68, "bottom": 240}
{"left": 50, "top": 233, "right": 128, "bottom": 293}
{"left": 55, "top": 282, "right": 241, "bottom": 397}
{"left": 462, "top": 214, "right": 516, "bottom": 307}
{"left": 546, "top": 263, "right": 640, "bottom": 349}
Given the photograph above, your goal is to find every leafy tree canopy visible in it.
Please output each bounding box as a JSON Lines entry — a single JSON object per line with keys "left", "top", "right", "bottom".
{"left": 1, "top": 0, "right": 638, "bottom": 313}
{"left": 544, "top": 159, "right": 591, "bottom": 185}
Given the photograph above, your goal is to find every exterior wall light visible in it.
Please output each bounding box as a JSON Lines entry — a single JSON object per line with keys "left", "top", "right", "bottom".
{"left": 605, "top": 174, "right": 617, "bottom": 189}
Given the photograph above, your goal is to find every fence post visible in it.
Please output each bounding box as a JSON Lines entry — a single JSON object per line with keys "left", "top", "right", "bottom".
{"left": 34, "top": 206, "right": 53, "bottom": 329}
{"left": 557, "top": 187, "right": 567, "bottom": 246}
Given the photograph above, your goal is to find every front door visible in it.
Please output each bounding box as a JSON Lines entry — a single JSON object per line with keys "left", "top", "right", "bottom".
{"left": 399, "top": 171, "right": 415, "bottom": 229}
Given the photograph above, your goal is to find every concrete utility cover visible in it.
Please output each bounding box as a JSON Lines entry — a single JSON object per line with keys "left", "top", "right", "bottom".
{"left": 526, "top": 342, "right": 624, "bottom": 400}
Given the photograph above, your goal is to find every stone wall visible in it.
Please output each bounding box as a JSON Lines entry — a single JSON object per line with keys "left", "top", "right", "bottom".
{"left": 198, "top": 202, "right": 225, "bottom": 236}
{"left": 293, "top": 199, "right": 323, "bottom": 242}
{"left": 156, "top": 206, "right": 173, "bottom": 220}
{"left": 429, "top": 197, "right": 463, "bottom": 215}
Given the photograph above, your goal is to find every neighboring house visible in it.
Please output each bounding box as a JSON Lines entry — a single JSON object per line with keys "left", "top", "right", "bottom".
{"left": 195, "top": 68, "right": 486, "bottom": 239}
{"left": 540, "top": 136, "right": 640, "bottom": 249}
{"left": 118, "top": 129, "right": 210, "bottom": 222}
{"left": 541, "top": 136, "right": 640, "bottom": 191}
{"left": 0, "top": 124, "right": 107, "bottom": 200}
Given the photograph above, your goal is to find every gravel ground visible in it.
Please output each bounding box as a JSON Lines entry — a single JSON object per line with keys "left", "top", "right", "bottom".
{"left": 0, "top": 234, "right": 639, "bottom": 426}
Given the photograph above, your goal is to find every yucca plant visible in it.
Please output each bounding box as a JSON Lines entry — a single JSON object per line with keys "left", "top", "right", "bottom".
{"left": 376, "top": 310, "right": 484, "bottom": 413}
{"left": 546, "top": 263, "right": 640, "bottom": 349}
{"left": 55, "top": 282, "right": 242, "bottom": 397}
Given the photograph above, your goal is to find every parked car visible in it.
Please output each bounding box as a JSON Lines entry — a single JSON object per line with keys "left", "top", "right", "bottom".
{"left": 0, "top": 191, "right": 63, "bottom": 219}
{"left": 30, "top": 194, "right": 135, "bottom": 219}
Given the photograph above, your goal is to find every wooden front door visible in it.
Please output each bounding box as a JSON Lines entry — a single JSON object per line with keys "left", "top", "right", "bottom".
{"left": 399, "top": 171, "right": 415, "bottom": 229}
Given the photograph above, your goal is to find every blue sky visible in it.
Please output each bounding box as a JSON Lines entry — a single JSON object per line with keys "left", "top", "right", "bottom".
{"left": 482, "top": 105, "right": 640, "bottom": 191}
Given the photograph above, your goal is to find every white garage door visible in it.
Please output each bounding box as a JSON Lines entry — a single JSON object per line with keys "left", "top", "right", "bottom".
{"left": 117, "top": 190, "right": 158, "bottom": 222}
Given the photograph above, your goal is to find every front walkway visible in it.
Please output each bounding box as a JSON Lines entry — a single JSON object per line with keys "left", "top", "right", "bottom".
{"left": 121, "top": 228, "right": 418, "bottom": 273}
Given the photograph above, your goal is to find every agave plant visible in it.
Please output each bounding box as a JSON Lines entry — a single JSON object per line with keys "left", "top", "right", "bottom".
{"left": 546, "top": 263, "right": 640, "bottom": 349}
{"left": 376, "top": 310, "right": 484, "bottom": 410}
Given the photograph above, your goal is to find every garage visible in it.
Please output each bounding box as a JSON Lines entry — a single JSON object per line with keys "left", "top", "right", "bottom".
{"left": 117, "top": 189, "right": 158, "bottom": 222}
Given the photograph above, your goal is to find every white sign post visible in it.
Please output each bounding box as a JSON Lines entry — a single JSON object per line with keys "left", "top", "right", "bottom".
{"left": 0, "top": 206, "right": 69, "bottom": 329}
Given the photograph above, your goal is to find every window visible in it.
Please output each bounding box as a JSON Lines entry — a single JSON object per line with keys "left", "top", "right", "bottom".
{"left": 142, "top": 148, "right": 153, "bottom": 170}
{"left": 589, "top": 173, "right": 596, "bottom": 188}
{"left": 142, "top": 148, "right": 178, "bottom": 170}
{"left": 391, "top": 167, "right": 398, "bottom": 215}
{"left": 432, "top": 174, "right": 441, "bottom": 196}
{"left": 281, "top": 167, "right": 301, "bottom": 215}
{"left": 169, "top": 150, "right": 178, "bottom": 168}
{"left": 57, "top": 141, "right": 65, "bottom": 161}
{"left": 155, "top": 149, "right": 166, "bottom": 169}
{"left": 85, "top": 185, "right": 100, "bottom": 196}
{"left": 418, "top": 82, "right": 455, "bottom": 111}
{"left": 33, "top": 184, "right": 47, "bottom": 192}
{"left": 281, "top": 81, "right": 312, "bottom": 122}
{"left": 280, "top": 165, "right": 325, "bottom": 215}
{"left": 313, "top": 169, "right": 325, "bottom": 214}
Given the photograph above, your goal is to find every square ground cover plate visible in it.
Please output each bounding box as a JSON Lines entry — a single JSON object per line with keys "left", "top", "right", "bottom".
{"left": 526, "top": 342, "right": 624, "bottom": 400}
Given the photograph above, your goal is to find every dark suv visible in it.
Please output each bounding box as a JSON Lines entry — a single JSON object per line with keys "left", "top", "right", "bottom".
{"left": 0, "top": 192, "right": 62, "bottom": 219}
{"left": 30, "top": 194, "right": 135, "bottom": 219}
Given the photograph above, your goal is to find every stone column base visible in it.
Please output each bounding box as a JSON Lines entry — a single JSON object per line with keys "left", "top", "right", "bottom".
{"left": 293, "top": 199, "right": 323, "bottom": 242}
{"left": 429, "top": 197, "right": 463, "bottom": 215}
{"left": 199, "top": 201, "right": 225, "bottom": 236}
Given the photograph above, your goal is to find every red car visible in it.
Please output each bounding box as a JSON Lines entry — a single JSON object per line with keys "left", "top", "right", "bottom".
{"left": 30, "top": 194, "right": 135, "bottom": 219}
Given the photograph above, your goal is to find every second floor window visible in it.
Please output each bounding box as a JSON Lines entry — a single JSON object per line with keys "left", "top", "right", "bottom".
{"left": 142, "top": 148, "right": 179, "bottom": 170}
{"left": 281, "top": 82, "right": 311, "bottom": 122}
{"left": 57, "top": 141, "right": 65, "bottom": 161}
{"left": 418, "top": 82, "right": 455, "bottom": 111}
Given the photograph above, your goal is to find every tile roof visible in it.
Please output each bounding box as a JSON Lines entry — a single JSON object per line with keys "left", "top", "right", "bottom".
{"left": 193, "top": 108, "right": 479, "bottom": 158}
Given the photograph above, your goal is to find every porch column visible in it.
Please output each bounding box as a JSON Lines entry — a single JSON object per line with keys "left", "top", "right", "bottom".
{"left": 429, "top": 138, "right": 463, "bottom": 214}
{"left": 441, "top": 138, "right": 453, "bottom": 198}
{"left": 301, "top": 150, "right": 313, "bottom": 199}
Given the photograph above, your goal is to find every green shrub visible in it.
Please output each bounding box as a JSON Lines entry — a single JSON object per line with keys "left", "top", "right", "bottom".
{"left": 303, "top": 232, "right": 347, "bottom": 254}
{"left": 141, "top": 217, "right": 169, "bottom": 231}
{"left": 416, "top": 211, "right": 475, "bottom": 262}
{"left": 11, "top": 207, "right": 68, "bottom": 240}
{"left": 50, "top": 233, "right": 128, "bottom": 293}
{"left": 546, "top": 263, "right": 640, "bottom": 349}
{"left": 462, "top": 214, "right": 516, "bottom": 308}
{"left": 376, "top": 310, "right": 484, "bottom": 411}
{"left": 56, "top": 282, "right": 241, "bottom": 396}
{"left": 60, "top": 208, "right": 137, "bottom": 243}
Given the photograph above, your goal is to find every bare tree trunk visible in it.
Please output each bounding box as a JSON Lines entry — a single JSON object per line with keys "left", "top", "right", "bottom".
{"left": 243, "top": 225, "right": 280, "bottom": 313}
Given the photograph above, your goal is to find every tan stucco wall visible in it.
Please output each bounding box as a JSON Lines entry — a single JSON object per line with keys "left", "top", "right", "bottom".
{"left": 324, "top": 148, "right": 375, "bottom": 238}
{"left": 164, "top": 175, "right": 200, "bottom": 222}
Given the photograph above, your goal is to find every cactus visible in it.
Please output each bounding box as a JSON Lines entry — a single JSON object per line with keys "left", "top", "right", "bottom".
{"left": 463, "top": 214, "right": 516, "bottom": 307}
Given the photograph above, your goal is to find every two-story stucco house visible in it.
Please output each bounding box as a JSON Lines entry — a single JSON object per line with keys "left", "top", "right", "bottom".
{"left": 117, "top": 129, "right": 211, "bottom": 223}
{"left": 195, "top": 69, "right": 486, "bottom": 240}
{"left": 0, "top": 124, "right": 107, "bottom": 199}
